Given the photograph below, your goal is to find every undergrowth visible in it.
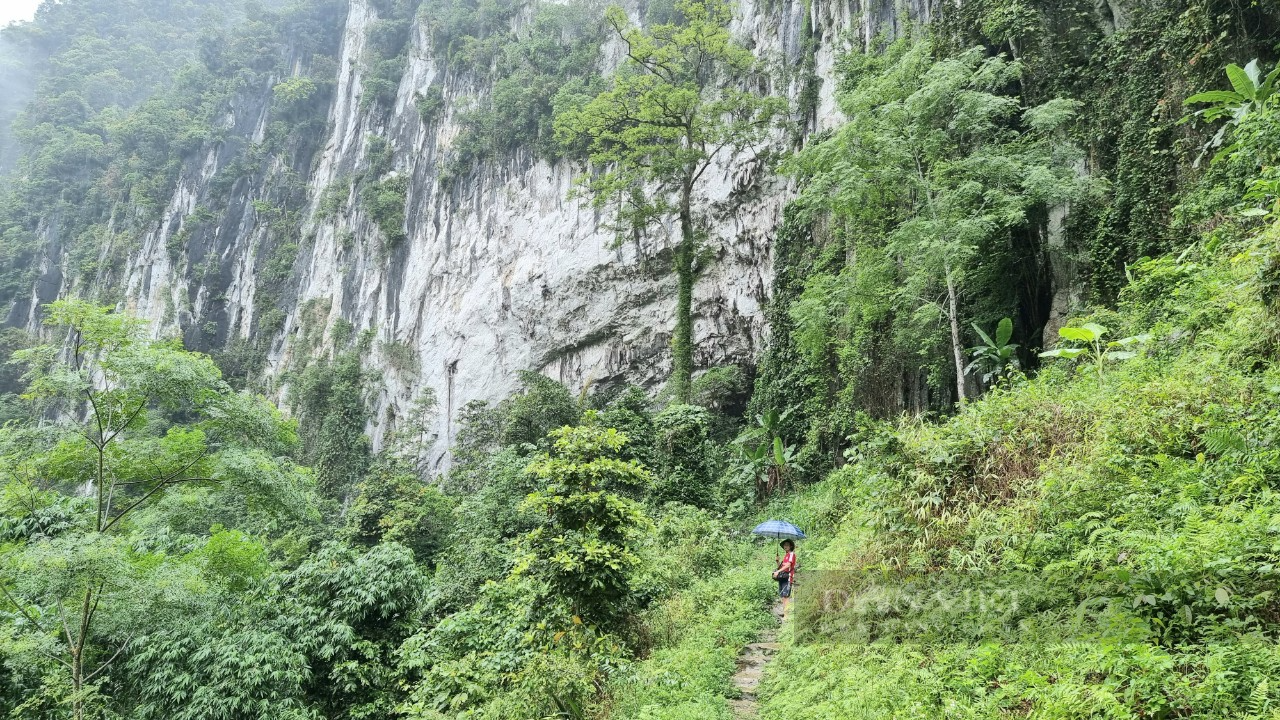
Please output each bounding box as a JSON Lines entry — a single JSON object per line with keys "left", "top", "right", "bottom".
{"left": 605, "top": 509, "right": 776, "bottom": 719}
{"left": 748, "top": 222, "right": 1280, "bottom": 718}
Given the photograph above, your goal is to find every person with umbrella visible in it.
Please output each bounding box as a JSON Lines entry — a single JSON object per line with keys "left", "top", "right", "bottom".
{"left": 775, "top": 539, "right": 798, "bottom": 600}
{"left": 752, "top": 520, "right": 805, "bottom": 613}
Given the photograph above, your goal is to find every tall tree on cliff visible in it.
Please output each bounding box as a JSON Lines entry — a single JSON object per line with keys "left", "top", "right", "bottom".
{"left": 555, "top": 0, "right": 785, "bottom": 403}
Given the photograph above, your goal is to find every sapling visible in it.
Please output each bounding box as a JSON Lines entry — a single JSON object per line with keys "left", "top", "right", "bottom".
{"left": 1039, "top": 322, "right": 1151, "bottom": 382}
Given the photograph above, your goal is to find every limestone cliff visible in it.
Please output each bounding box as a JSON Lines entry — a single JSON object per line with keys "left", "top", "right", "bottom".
{"left": 11, "top": 0, "right": 932, "bottom": 468}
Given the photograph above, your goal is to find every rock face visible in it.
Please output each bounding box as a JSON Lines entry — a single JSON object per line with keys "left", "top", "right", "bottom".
{"left": 21, "top": 0, "right": 933, "bottom": 469}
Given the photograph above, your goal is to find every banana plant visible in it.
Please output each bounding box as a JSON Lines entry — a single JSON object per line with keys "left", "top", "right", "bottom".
{"left": 757, "top": 435, "right": 805, "bottom": 497}
{"left": 1184, "top": 58, "right": 1280, "bottom": 164}
{"left": 731, "top": 442, "right": 770, "bottom": 498}
{"left": 734, "top": 408, "right": 802, "bottom": 498}
{"left": 748, "top": 407, "right": 792, "bottom": 441}
{"left": 965, "top": 317, "right": 1020, "bottom": 385}
{"left": 1039, "top": 323, "right": 1151, "bottom": 382}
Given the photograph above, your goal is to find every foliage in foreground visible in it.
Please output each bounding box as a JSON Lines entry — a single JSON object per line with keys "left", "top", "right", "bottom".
{"left": 754, "top": 221, "right": 1280, "bottom": 717}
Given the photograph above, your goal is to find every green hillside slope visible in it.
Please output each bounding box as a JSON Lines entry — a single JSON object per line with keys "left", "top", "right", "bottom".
{"left": 754, "top": 227, "right": 1280, "bottom": 717}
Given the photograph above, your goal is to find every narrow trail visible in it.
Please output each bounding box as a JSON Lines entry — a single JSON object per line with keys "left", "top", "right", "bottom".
{"left": 728, "top": 601, "right": 785, "bottom": 718}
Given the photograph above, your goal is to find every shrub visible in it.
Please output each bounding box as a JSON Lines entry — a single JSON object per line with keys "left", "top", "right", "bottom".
{"left": 499, "top": 370, "right": 580, "bottom": 448}
{"left": 360, "top": 174, "right": 409, "bottom": 246}
{"left": 345, "top": 462, "right": 454, "bottom": 565}
{"left": 516, "top": 420, "right": 653, "bottom": 626}
{"left": 651, "top": 405, "right": 720, "bottom": 509}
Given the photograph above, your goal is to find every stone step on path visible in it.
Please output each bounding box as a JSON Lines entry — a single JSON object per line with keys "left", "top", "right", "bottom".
{"left": 728, "top": 601, "right": 786, "bottom": 718}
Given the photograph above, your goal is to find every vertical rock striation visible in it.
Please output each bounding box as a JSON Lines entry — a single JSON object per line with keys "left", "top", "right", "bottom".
{"left": 25, "top": 0, "right": 933, "bottom": 468}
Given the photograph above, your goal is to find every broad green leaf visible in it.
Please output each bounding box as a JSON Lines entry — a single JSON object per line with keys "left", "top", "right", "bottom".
{"left": 971, "top": 322, "right": 995, "bottom": 348}
{"left": 995, "top": 317, "right": 1013, "bottom": 347}
{"left": 1243, "top": 59, "right": 1262, "bottom": 89}
{"left": 1081, "top": 322, "right": 1108, "bottom": 339}
{"left": 1262, "top": 62, "right": 1280, "bottom": 99}
{"left": 1184, "top": 90, "right": 1245, "bottom": 106}
{"left": 1104, "top": 350, "right": 1137, "bottom": 361}
{"left": 1058, "top": 327, "right": 1097, "bottom": 343}
{"left": 1226, "top": 63, "right": 1255, "bottom": 99}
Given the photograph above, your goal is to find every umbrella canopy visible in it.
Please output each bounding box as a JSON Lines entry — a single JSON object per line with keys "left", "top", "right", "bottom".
{"left": 751, "top": 519, "right": 806, "bottom": 540}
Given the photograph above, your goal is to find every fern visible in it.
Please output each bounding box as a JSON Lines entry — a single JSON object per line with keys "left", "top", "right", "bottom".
{"left": 1204, "top": 427, "right": 1248, "bottom": 457}
{"left": 1246, "top": 677, "right": 1271, "bottom": 717}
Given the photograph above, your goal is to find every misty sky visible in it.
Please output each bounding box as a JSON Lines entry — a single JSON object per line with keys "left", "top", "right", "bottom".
{"left": 0, "top": 0, "right": 41, "bottom": 27}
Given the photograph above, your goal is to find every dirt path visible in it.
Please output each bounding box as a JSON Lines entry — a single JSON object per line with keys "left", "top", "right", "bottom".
{"left": 728, "top": 601, "right": 785, "bottom": 718}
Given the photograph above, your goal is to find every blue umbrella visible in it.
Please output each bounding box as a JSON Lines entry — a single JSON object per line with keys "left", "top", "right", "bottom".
{"left": 751, "top": 519, "right": 806, "bottom": 540}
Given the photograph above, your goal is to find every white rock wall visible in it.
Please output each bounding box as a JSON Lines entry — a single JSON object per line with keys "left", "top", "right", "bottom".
{"left": 106, "top": 0, "right": 930, "bottom": 470}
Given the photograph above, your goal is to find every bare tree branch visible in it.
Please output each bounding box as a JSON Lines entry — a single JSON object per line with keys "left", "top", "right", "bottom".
{"left": 84, "top": 634, "right": 132, "bottom": 683}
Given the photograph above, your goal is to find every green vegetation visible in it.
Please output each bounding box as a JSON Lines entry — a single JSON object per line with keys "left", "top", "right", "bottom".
{"left": 388, "top": 375, "right": 764, "bottom": 719}
{"left": 361, "top": 174, "right": 410, "bottom": 246}
{"left": 414, "top": 85, "right": 445, "bottom": 124}
{"left": 4, "top": 1, "right": 1280, "bottom": 719}
{"left": 351, "top": 134, "right": 408, "bottom": 247}
{"left": 0, "top": 300, "right": 319, "bottom": 719}
{"left": 1038, "top": 321, "right": 1150, "bottom": 382}
{"left": 966, "top": 317, "right": 1020, "bottom": 385}
{"left": 289, "top": 345, "right": 375, "bottom": 499}
{"left": 362, "top": 0, "right": 421, "bottom": 111}
{"left": 608, "top": 542, "right": 774, "bottom": 720}
{"left": 0, "top": 327, "right": 766, "bottom": 717}
{"left": 738, "top": 46, "right": 1280, "bottom": 719}
{"left": 752, "top": 223, "right": 1280, "bottom": 716}
{"left": 937, "top": 0, "right": 1278, "bottom": 301}
{"left": 783, "top": 36, "right": 1088, "bottom": 409}
{"left": 444, "top": 1, "right": 606, "bottom": 176}
{"left": 362, "top": 0, "right": 607, "bottom": 178}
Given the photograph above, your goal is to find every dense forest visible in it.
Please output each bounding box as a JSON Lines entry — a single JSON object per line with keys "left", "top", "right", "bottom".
{"left": 3, "top": 0, "right": 1280, "bottom": 718}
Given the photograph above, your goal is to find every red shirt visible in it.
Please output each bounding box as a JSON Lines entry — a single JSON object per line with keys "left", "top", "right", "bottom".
{"left": 778, "top": 551, "right": 797, "bottom": 582}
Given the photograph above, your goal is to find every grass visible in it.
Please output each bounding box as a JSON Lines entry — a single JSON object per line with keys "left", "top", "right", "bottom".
{"left": 607, "top": 535, "right": 778, "bottom": 719}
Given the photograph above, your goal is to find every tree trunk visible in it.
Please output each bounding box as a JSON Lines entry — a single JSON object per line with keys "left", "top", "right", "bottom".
{"left": 72, "top": 658, "right": 83, "bottom": 720}
{"left": 767, "top": 465, "right": 782, "bottom": 496}
{"left": 672, "top": 181, "right": 695, "bottom": 404}
{"left": 71, "top": 661, "right": 82, "bottom": 717}
{"left": 71, "top": 625, "right": 84, "bottom": 720}
{"left": 945, "top": 264, "right": 967, "bottom": 404}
